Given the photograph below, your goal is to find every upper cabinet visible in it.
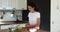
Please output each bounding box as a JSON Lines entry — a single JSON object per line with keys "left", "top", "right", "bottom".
{"left": 0, "top": 0, "right": 2, "bottom": 9}
{"left": 0, "top": 0, "right": 27, "bottom": 10}
{"left": 15, "top": 0, "right": 27, "bottom": 10}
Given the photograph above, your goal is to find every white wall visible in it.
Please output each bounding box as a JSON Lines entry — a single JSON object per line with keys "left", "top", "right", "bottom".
{"left": 51, "top": 0, "right": 60, "bottom": 32}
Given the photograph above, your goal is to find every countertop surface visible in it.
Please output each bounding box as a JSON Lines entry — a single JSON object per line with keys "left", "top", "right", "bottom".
{"left": 0, "top": 21, "right": 49, "bottom": 32}
{"left": 0, "top": 21, "right": 27, "bottom": 25}
{"left": 0, "top": 29, "right": 48, "bottom": 32}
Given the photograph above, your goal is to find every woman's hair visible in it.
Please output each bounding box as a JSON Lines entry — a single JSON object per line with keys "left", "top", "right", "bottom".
{"left": 28, "top": 2, "right": 38, "bottom": 11}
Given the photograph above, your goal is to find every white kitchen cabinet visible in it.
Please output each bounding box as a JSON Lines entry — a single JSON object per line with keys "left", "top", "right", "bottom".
{"left": 51, "top": 0, "right": 60, "bottom": 32}
{"left": 0, "top": 0, "right": 2, "bottom": 9}
{"left": 15, "top": 0, "right": 27, "bottom": 10}
{"left": 11, "top": 0, "right": 27, "bottom": 10}
{"left": 1, "top": 0, "right": 12, "bottom": 9}
{"left": 0, "top": 0, "right": 27, "bottom": 10}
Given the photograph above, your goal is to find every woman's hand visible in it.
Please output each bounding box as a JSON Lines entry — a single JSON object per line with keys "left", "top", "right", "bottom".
{"left": 25, "top": 21, "right": 30, "bottom": 27}
{"left": 26, "top": 23, "right": 35, "bottom": 28}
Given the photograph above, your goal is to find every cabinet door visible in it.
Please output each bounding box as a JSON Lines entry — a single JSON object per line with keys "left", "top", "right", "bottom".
{"left": 11, "top": 0, "right": 27, "bottom": 10}
{"left": 11, "top": 0, "right": 16, "bottom": 9}
{"left": 51, "top": 0, "right": 60, "bottom": 32}
{"left": 15, "top": 0, "right": 27, "bottom": 10}
{"left": 2, "top": 0, "right": 12, "bottom": 9}
{"left": 7, "top": 0, "right": 12, "bottom": 9}
{"left": 0, "top": 0, "right": 2, "bottom": 9}
{"left": 0, "top": 0, "right": 27, "bottom": 10}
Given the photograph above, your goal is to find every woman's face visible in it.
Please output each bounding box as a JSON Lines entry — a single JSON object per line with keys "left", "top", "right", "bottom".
{"left": 28, "top": 6, "right": 35, "bottom": 12}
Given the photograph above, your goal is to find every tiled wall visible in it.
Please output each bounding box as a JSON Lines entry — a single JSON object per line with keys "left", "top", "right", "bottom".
{"left": 0, "top": 10, "right": 22, "bottom": 21}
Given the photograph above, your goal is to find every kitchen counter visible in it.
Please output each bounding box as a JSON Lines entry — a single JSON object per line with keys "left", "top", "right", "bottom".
{"left": 0, "top": 21, "right": 27, "bottom": 25}
{"left": 0, "top": 28, "right": 48, "bottom": 32}
{"left": 20, "top": 28, "right": 48, "bottom": 32}
{"left": 0, "top": 21, "right": 27, "bottom": 29}
{"left": 0, "top": 21, "right": 49, "bottom": 32}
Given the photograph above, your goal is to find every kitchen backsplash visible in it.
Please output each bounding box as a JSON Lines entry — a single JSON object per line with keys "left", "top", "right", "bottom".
{"left": 0, "top": 10, "right": 22, "bottom": 21}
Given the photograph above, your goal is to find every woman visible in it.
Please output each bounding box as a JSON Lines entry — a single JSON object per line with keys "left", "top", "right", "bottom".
{"left": 27, "top": 2, "right": 40, "bottom": 31}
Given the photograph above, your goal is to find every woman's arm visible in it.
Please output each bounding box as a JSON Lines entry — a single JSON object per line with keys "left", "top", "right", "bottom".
{"left": 36, "top": 12, "right": 40, "bottom": 27}
{"left": 26, "top": 21, "right": 36, "bottom": 28}
{"left": 26, "top": 22, "right": 35, "bottom": 28}
{"left": 36, "top": 18, "right": 40, "bottom": 27}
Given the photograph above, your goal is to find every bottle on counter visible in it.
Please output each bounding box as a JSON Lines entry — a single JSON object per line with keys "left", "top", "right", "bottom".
{"left": 16, "top": 15, "right": 19, "bottom": 21}
{"left": 9, "top": 28, "right": 12, "bottom": 32}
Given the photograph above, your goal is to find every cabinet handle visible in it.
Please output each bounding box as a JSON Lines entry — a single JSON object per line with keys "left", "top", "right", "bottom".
{"left": 52, "top": 21, "right": 54, "bottom": 24}
{"left": 58, "top": 30, "right": 60, "bottom": 32}
{"left": 57, "top": 5, "right": 59, "bottom": 10}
